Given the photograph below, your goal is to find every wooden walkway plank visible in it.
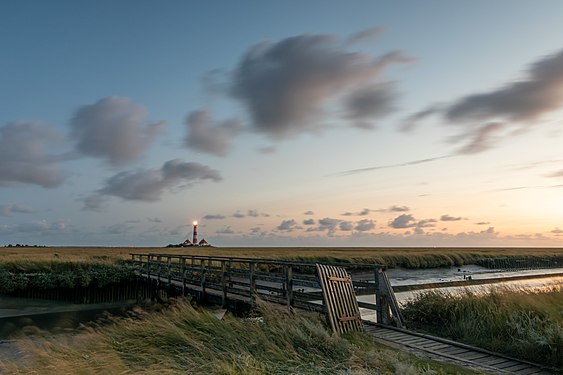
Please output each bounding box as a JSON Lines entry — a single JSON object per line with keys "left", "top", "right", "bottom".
{"left": 365, "top": 324, "right": 558, "bottom": 375}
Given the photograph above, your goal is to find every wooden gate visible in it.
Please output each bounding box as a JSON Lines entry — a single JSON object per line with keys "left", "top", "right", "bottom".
{"left": 316, "top": 264, "right": 363, "bottom": 334}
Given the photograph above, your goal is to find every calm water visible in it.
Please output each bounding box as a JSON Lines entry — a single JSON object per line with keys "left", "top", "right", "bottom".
{"left": 359, "top": 267, "right": 563, "bottom": 321}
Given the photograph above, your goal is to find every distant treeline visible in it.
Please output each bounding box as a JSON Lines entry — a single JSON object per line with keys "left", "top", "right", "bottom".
{"left": 3, "top": 244, "right": 47, "bottom": 248}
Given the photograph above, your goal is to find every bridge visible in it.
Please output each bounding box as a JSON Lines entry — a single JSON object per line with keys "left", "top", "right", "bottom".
{"left": 129, "top": 253, "right": 402, "bottom": 326}
{"left": 131, "top": 253, "right": 558, "bottom": 374}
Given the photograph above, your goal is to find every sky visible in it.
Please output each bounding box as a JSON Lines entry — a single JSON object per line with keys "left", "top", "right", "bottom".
{"left": 2, "top": 0, "right": 563, "bottom": 247}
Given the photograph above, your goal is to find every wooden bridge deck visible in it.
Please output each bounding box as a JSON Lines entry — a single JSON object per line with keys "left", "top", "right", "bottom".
{"left": 365, "top": 324, "right": 557, "bottom": 375}
{"left": 131, "top": 254, "right": 560, "bottom": 374}
{"left": 130, "top": 253, "right": 397, "bottom": 322}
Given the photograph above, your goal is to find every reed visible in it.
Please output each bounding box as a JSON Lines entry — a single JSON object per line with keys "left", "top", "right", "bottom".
{"left": 1, "top": 300, "right": 480, "bottom": 374}
{"left": 401, "top": 286, "right": 563, "bottom": 369}
{"left": 2, "top": 246, "right": 562, "bottom": 269}
{"left": 0, "top": 260, "right": 133, "bottom": 294}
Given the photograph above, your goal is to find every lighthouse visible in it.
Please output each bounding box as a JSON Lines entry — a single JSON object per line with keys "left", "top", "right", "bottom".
{"left": 192, "top": 221, "right": 198, "bottom": 245}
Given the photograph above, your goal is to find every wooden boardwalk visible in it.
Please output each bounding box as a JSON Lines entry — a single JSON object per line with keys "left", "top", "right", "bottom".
{"left": 131, "top": 254, "right": 560, "bottom": 374}
{"left": 130, "top": 253, "right": 403, "bottom": 325}
{"left": 365, "top": 324, "right": 557, "bottom": 375}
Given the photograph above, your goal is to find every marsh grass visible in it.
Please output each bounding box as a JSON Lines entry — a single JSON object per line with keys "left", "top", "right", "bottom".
{"left": 1, "top": 300, "right": 480, "bottom": 375}
{"left": 401, "top": 286, "right": 563, "bottom": 369}
{"left": 0, "top": 260, "right": 133, "bottom": 293}
{"left": 2, "top": 246, "right": 562, "bottom": 269}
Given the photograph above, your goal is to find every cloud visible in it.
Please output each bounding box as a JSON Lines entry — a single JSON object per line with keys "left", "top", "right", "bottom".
{"left": 339, "top": 221, "right": 354, "bottom": 231}
{"left": 345, "top": 27, "right": 385, "bottom": 45}
{"left": 304, "top": 210, "right": 315, "bottom": 215}
{"left": 456, "top": 122, "right": 506, "bottom": 154}
{"left": 445, "top": 49, "right": 563, "bottom": 124}
{"left": 551, "top": 227, "right": 563, "bottom": 234}
{"left": 184, "top": 110, "right": 243, "bottom": 157}
{"left": 97, "top": 159, "right": 221, "bottom": 201}
{"left": 15, "top": 220, "right": 70, "bottom": 234}
{"left": 355, "top": 219, "right": 376, "bottom": 232}
{"left": 258, "top": 146, "right": 276, "bottom": 154}
{"left": 230, "top": 33, "right": 411, "bottom": 139}
{"left": 276, "top": 219, "right": 299, "bottom": 231}
{"left": 106, "top": 223, "right": 134, "bottom": 235}
{"left": 336, "top": 155, "right": 451, "bottom": 176}
{"left": 0, "top": 204, "right": 35, "bottom": 217}
{"left": 82, "top": 194, "right": 109, "bottom": 212}
{"left": 70, "top": 97, "right": 165, "bottom": 166}
{"left": 306, "top": 217, "right": 341, "bottom": 234}
{"left": 389, "top": 205, "right": 410, "bottom": 212}
{"left": 147, "top": 217, "right": 162, "bottom": 223}
{"left": 440, "top": 214, "right": 463, "bottom": 222}
{"left": 344, "top": 83, "right": 397, "bottom": 129}
{"left": 341, "top": 208, "right": 372, "bottom": 216}
{"left": 416, "top": 218, "right": 437, "bottom": 228}
{"left": 409, "top": 48, "right": 563, "bottom": 152}
{"left": 247, "top": 209, "right": 269, "bottom": 217}
{"left": 389, "top": 214, "right": 435, "bottom": 229}
{"left": 0, "top": 121, "right": 65, "bottom": 188}
{"left": 249, "top": 226, "right": 267, "bottom": 236}
{"left": 303, "top": 219, "right": 315, "bottom": 225}
{"left": 203, "top": 214, "right": 226, "bottom": 220}
{"left": 232, "top": 209, "right": 269, "bottom": 218}
{"left": 400, "top": 105, "right": 442, "bottom": 132}
{"left": 389, "top": 214, "right": 417, "bottom": 228}
{"left": 548, "top": 169, "right": 563, "bottom": 178}
{"left": 476, "top": 222, "right": 490, "bottom": 225}
{"left": 216, "top": 226, "right": 235, "bottom": 234}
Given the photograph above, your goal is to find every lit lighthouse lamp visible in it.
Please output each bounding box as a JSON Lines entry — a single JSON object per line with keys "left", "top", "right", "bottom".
{"left": 177, "top": 220, "right": 209, "bottom": 247}
{"left": 192, "top": 221, "right": 198, "bottom": 244}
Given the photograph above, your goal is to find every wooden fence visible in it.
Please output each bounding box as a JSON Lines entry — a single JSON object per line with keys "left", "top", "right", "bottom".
{"left": 130, "top": 253, "right": 402, "bottom": 326}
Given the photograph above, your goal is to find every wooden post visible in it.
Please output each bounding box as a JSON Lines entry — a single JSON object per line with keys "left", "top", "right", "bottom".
{"left": 249, "top": 262, "right": 256, "bottom": 305}
{"left": 167, "top": 257, "right": 172, "bottom": 285}
{"left": 286, "top": 265, "right": 293, "bottom": 309}
{"left": 181, "top": 257, "right": 187, "bottom": 296}
{"left": 200, "top": 258, "right": 206, "bottom": 302}
{"left": 374, "top": 268, "right": 383, "bottom": 324}
{"left": 221, "top": 260, "right": 227, "bottom": 308}
{"left": 377, "top": 271, "right": 390, "bottom": 324}
{"left": 147, "top": 255, "right": 152, "bottom": 280}
{"left": 156, "top": 255, "right": 162, "bottom": 283}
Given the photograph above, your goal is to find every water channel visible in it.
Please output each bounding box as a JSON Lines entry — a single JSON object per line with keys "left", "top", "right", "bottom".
{"left": 1, "top": 266, "right": 561, "bottom": 325}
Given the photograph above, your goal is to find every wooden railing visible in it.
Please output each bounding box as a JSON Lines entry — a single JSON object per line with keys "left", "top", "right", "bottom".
{"left": 130, "top": 253, "right": 402, "bottom": 325}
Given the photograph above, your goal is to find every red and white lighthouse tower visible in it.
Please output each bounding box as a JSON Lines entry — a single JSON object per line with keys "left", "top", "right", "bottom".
{"left": 192, "top": 221, "right": 198, "bottom": 245}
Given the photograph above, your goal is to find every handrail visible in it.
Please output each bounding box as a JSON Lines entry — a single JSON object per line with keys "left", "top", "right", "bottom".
{"left": 129, "top": 253, "right": 384, "bottom": 270}
{"left": 129, "top": 253, "right": 401, "bottom": 325}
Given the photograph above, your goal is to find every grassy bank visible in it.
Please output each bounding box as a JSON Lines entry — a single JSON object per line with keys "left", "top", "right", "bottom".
{"left": 401, "top": 287, "right": 563, "bottom": 369}
{"left": 2, "top": 246, "right": 563, "bottom": 269}
{"left": 0, "top": 260, "right": 133, "bottom": 294}
{"left": 1, "top": 300, "right": 478, "bottom": 375}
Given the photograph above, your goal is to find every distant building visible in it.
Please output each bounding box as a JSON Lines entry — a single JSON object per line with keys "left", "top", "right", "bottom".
{"left": 169, "top": 222, "right": 211, "bottom": 247}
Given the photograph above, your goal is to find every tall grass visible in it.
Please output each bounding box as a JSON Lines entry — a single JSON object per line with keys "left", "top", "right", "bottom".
{"left": 0, "top": 260, "right": 133, "bottom": 293}
{"left": 1, "top": 300, "right": 479, "bottom": 375}
{"left": 401, "top": 287, "right": 563, "bottom": 369}
{"left": 2, "top": 246, "right": 562, "bottom": 269}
